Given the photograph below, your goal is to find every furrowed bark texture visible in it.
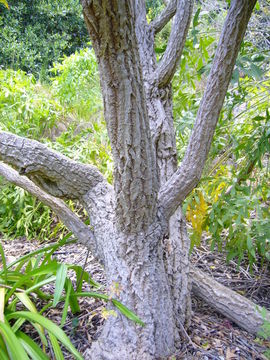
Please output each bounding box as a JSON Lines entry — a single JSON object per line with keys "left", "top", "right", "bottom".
{"left": 82, "top": 0, "right": 158, "bottom": 233}
{"left": 154, "top": 0, "right": 193, "bottom": 87}
{"left": 0, "top": 0, "right": 261, "bottom": 359}
{"left": 0, "top": 132, "right": 105, "bottom": 200}
{"left": 150, "top": 0, "right": 177, "bottom": 34}
{"left": 159, "top": 0, "right": 257, "bottom": 218}
{"left": 191, "top": 267, "right": 270, "bottom": 335}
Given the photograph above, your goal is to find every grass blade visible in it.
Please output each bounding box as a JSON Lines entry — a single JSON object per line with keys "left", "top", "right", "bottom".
{"left": 0, "top": 288, "right": 5, "bottom": 322}
{"left": 112, "top": 299, "right": 145, "bottom": 326}
{"left": 53, "top": 264, "right": 67, "bottom": 307}
{"left": 0, "top": 243, "right": 7, "bottom": 284}
{"left": 16, "top": 292, "right": 37, "bottom": 313}
{"left": 17, "top": 331, "right": 49, "bottom": 360}
{"left": 49, "top": 333, "right": 65, "bottom": 360}
{"left": 7, "top": 311, "right": 83, "bottom": 360}
{"left": 61, "top": 279, "right": 72, "bottom": 327}
{"left": 0, "top": 321, "right": 29, "bottom": 360}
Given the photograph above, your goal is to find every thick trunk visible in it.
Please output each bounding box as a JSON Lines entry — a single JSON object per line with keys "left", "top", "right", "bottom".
{"left": 82, "top": 182, "right": 189, "bottom": 359}
{"left": 84, "top": 226, "right": 184, "bottom": 360}
{"left": 0, "top": 1, "right": 260, "bottom": 359}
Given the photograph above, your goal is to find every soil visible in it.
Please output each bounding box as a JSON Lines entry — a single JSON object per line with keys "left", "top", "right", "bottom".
{"left": 1, "top": 237, "right": 269, "bottom": 360}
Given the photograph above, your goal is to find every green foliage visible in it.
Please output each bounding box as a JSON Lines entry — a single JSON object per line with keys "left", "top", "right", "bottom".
{"left": 0, "top": 238, "right": 86, "bottom": 359}
{"left": 175, "top": 6, "right": 270, "bottom": 265}
{"left": 0, "top": 238, "right": 144, "bottom": 358}
{"left": 0, "top": 0, "right": 88, "bottom": 78}
{"left": 50, "top": 48, "right": 102, "bottom": 119}
{"left": 0, "top": 51, "right": 111, "bottom": 240}
{"left": 0, "top": 183, "right": 63, "bottom": 241}
{"left": 0, "top": 69, "right": 63, "bottom": 139}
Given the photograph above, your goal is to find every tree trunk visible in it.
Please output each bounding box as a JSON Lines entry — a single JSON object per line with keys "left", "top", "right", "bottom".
{"left": 0, "top": 1, "right": 260, "bottom": 359}
{"left": 85, "top": 230, "right": 182, "bottom": 359}
{"left": 82, "top": 180, "right": 190, "bottom": 359}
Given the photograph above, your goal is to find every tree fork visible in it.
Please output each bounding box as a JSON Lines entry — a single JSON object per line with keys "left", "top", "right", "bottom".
{"left": 0, "top": 0, "right": 263, "bottom": 359}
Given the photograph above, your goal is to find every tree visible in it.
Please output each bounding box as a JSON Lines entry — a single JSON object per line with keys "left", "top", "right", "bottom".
{"left": 0, "top": 0, "right": 269, "bottom": 359}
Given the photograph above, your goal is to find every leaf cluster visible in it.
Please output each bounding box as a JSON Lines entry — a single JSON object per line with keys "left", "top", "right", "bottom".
{"left": 0, "top": 237, "right": 143, "bottom": 358}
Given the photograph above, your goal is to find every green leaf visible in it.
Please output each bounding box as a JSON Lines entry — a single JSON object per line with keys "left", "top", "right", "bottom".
{"left": 61, "top": 279, "right": 72, "bottom": 327}
{"left": 25, "top": 276, "right": 56, "bottom": 294}
{"left": 0, "top": 321, "right": 29, "bottom": 360}
{"left": 111, "top": 299, "right": 145, "bottom": 326}
{"left": 11, "top": 318, "right": 25, "bottom": 333}
{"left": 7, "top": 311, "right": 83, "bottom": 360}
{"left": 0, "top": 347, "right": 9, "bottom": 360}
{"left": 0, "top": 0, "right": 9, "bottom": 9}
{"left": 49, "top": 333, "right": 65, "bottom": 360}
{"left": 53, "top": 264, "right": 68, "bottom": 307}
{"left": 15, "top": 293, "right": 38, "bottom": 313}
{"left": 17, "top": 331, "right": 49, "bottom": 360}
{"left": 65, "top": 279, "right": 80, "bottom": 314}
{"left": 6, "top": 261, "right": 59, "bottom": 301}
{"left": 0, "top": 288, "right": 5, "bottom": 322}
{"left": 0, "top": 243, "right": 7, "bottom": 284}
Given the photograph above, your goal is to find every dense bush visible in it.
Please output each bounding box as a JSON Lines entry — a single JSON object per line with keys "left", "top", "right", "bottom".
{"left": 0, "top": 0, "right": 89, "bottom": 78}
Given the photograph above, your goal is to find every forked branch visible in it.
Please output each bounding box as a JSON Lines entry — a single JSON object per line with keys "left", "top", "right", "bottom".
{"left": 154, "top": 0, "right": 193, "bottom": 87}
{"left": 0, "top": 162, "right": 99, "bottom": 256}
{"left": 0, "top": 131, "right": 106, "bottom": 200}
{"left": 159, "top": 0, "right": 257, "bottom": 218}
{"left": 150, "top": 0, "right": 177, "bottom": 35}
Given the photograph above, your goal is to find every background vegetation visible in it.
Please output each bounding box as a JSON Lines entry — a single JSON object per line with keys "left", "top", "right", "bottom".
{"left": 0, "top": 0, "right": 269, "bottom": 356}
{"left": 0, "top": 0, "right": 269, "bottom": 263}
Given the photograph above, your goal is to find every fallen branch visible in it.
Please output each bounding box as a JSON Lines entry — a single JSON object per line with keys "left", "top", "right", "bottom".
{"left": 191, "top": 266, "right": 270, "bottom": 335}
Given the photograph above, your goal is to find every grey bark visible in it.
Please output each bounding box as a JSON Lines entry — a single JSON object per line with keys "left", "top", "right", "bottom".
{"left": 153, "top": 0, "right": 193, "bottom": 87}
{"left": 191, "top": 267, "right": 270, "bottom": 335}
{"left": 82, "top": 0, "right": 158, "bottom": 234}
{"left": 0, "top": 162, "right": 97, "bottom": 253}
{"left": 150, "top": 0, "right": 177, "bottom": 35}
{"left": 0, "top": 131, "right": 105, "bottom": 200}
{"left": 0, "top": 0, "right": 261, "bottom": 359}
{"left": 159, "top": 0, "right": 257, "bottom": 219}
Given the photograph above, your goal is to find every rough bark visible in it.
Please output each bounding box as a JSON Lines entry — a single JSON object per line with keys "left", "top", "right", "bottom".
{"left": 191, "top": 267, "right": 270, "bottom": 335}
{"left": 82, "top": 0, "right": 158, "bottom": 234}
{"left": 0, "top": 131, "right": 105, "bottom": 200}
{"left": 150, "top": 0, "right": 177, "bottom": 35}
{"left": 0, "top": 162, "right": 97, "bottom": 253}
{"left": 159, "top": 0, "right": 257, "bottom": 219}
{"left": 0, "top": 0, "right": 262, "bottom": 359}
{"left": 153, "top": 0, "right": 193, "bottom": 87}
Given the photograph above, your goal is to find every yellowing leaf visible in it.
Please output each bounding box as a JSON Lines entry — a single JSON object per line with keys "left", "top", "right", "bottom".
{"left": 101, "top": 308, "right": 117, "bottom": 320}
{"left": 0, "top": 0, "right": 9, "bottom": 9}
{"left": 186, "top": 191, "right": 209, "bottom": 241}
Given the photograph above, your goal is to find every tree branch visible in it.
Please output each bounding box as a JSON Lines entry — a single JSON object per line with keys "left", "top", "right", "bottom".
{"left": 153, "top": 0, "right": 193, "bottom": 87}
{"left": 0, "top": 162, "right": 99, "bottom": 256}
{"left": 159, "top": 0, "right": 257, "bottom": 218}
{"left": 150, "top": 0, "right": 177, "bottom": 35}
{"left": 0, "top": 131, "right": 106, "bottom": 200}
{"left": 191, "top": 266, "right": 270, "bottom": 335}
